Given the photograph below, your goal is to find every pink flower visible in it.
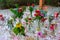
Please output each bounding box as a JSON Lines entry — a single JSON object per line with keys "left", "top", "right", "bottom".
{"left": 40, "top": 13, "right": 44, "bottom": 16}
{"left": 1, "top": 17, "right": 4, "bottom": 21}
{"left": 18, "top": 8, "right": 23, "bottom": 13}
{"left": 54, "top": 12, "right": 59, "bottom": 18}
{"left": 13, "top": 36, "right": 18, "bottom": 40}
{"left": 0, "top": 14, "right": 4, "bottom": 21}
{"left": 41, "top": 18, "right": 47, "bottom": 22}
{"left": 50, "top": 24, "right": 55, "bottom": 31}
{"left": 42, "top": 6, "right": 48, "bottom": 11}
{"left": 37, "top": 32, "right": 42, "bottom": 37}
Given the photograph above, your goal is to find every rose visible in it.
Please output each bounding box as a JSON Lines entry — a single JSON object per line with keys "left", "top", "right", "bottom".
{"left": 18, "top": 8, "right": 22, "bottom": 12}
{"left": 50, "top": 24, "right": 55, "bottom": 31}
{"left": 28, "top": 18, "right": 32, "bottom": 20}
{"left": 54, "top": 12, "right": 59, "bottom": 18}
{"left": 34, "top": 13, "right": 40, "bottom": 16}
{"left": 0, "top": 14, "right": 3, "bottom": 17}
{"left": 41, "top": 17, "right": 47, "bottom": 22}
{"left": 35, "top": 10, "right": 44, "bottom": 17}
{"left": 0, "top": 14, "right": 4, "bottom": 21}
{"left": 31, "top": 3, "right": 35, "bottom": 7}
{"left": 1, "top": 17, "right": 4, "bottom": 21}
{"left": 35, "top": 10, "right": 41, "bottom": 14}
{"left": 34, "top": 10, "right": 41, "bottom": 16}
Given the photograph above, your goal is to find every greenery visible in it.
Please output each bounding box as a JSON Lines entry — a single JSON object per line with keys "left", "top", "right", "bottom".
{"left": 45, "top": 0, "right": 58, "bottom": 6}
{"left": 13, "top": 26, "right": 25, "bottom": 35}
{"left": 10, "top": 8, "right": 24, "bottom": 18}
{"left": 0, "top": 0, "right": 58, "bottom": 9}
{"left": 0, "top": 0, "right": 39, "bottom": 9}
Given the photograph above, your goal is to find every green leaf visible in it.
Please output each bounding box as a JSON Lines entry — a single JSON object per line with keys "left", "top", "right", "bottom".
{"left": 13, "top": 27, "right": 20, "bottom": 35}
{"left": 29, "top": 6, "right": 34, "bottom": 13}
{"left": 10, "top": 8, "right": 24, "bottom": 18}
{"left": 15, "top": 4, "right": 19, "bottom": 8}
{"left": 13, "top": 26, "right": 25, "bottom": 35}
{"left": 22, "top": 6, "right": 26, "bottom": 11}
{"left": 10, "top": 8, "right": 18, "bottom": 15}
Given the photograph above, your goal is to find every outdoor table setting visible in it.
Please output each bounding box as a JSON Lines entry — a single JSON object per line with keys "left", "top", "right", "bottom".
{"left": 0, "top": 5, "right": 60, "bottom": 40}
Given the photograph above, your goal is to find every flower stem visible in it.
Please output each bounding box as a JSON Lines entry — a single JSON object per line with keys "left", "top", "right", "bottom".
{"left": 38, "top": 20, "right": 40, "bottom": 29}
{"left": 31, "top": 12, "right": 32, "bottom": 17}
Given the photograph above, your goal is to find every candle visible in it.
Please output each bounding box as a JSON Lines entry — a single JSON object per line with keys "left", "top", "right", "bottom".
{"left": 39, "top": 0, "right": 43, "bottom": 9}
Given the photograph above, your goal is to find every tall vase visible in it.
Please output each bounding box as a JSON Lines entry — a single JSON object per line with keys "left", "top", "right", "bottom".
{"left": 38, "top": 20, "right": 41, "bottom": 30}
{"left": 28, "top": 22, "right": 33, "bottom": 33}
{"left": 7, "top": 20, "right": 14, "bottom": 30}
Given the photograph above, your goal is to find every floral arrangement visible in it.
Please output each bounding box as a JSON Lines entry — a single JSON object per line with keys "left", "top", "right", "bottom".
{"left": 6, "top": 4, "right": 60, "bottom": 40}
{"left": 9, "top": 5, "right": 26, "bottom": 36}
{"left": 28, "top": 3, "right": 35, "bottom": 17}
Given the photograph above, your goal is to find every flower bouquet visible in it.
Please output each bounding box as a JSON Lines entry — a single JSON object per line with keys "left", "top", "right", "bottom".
{"left": 34, "top": 9, "right": 47, "bottom": 29}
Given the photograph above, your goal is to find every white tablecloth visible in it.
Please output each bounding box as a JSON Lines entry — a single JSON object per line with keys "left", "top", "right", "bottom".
{"left": 0, "top": 7, "right": 60, "bottom": 40}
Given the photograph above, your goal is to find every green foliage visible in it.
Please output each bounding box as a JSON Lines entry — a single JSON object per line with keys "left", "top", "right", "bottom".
{"left": 15, "top": 4, "right": 19, "bottom": 8}
{"left": 22, "top": 6, "right": 26, "bottom": 11}
{"left": 10, "top": 8, "right": 24, "bottom": 18}
{"left": 34, "top": 16, "right": 43, "bottom": 20}
{"left": 29, "top": 6, "right": 34, "bottom": 13}
{"left": 49, "top": 16, "right": 54, "bottom": 22}
{"left": 13, "top": 26, "right": 25, "bottom": 35}
{"left": 0, "top": 0, "right": 39, "bottom": 9}
{"left": 29, "top": 6, "right": 34, "bottom": 17}
{"left": 0, "top": 0, "right": 58, "bottom": 9}
{"left": 45, "top": 0, "right": 58, "bottom": 6}
{"left": 25, "top": 17, "right": 28, "bottom": 22}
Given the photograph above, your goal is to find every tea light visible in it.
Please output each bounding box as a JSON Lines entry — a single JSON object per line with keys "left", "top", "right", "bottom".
{"left": 26, "top": 36, "right": 34, "bottom": 40}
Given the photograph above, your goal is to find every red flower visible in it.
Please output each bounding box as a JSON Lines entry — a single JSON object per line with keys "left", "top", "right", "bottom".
{"left": 41, "top": 18, "right": 47, "bottom": 22}
{"left": 18, "top": 8, "right": 22, "bottom": 13}
{"left": 35, "top": 10, "right": 41, "bottom": 14}
{"left": 1, "top": 17, "right": 4, "bottom": 21}
{"left": 50, "top": 24, "right": 55, "bottom": 31}
{"left": 28, "top": 18, "right": 32, "bottom": 20}
{"left": 0, "top": 14, "right": 3, "bottom": 17}
{"left": 34, "top": 13, "right": 40, "bottom": 16}
{"left": 0, "top": 14, "right": 4, "bottom": 21}
{"left": 34, "top": 14, "right": 37, "bottom": 16}
{"left": 31, "top": 3, "right": 35, "bottom": 7}
{"left": 54, "top": 12, "right": 59, "bottom": 18}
